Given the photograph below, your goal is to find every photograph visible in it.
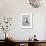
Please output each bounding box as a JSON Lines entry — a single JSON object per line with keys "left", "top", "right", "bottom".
{"left": 21, "top": 13, "right": 32, "bottom": 28}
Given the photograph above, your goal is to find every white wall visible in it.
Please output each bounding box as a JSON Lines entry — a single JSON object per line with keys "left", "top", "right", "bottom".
{"left": 0, "top": 0, "right": 46, "bottom": 40}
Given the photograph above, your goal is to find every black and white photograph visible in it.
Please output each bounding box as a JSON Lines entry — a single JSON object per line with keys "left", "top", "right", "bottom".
{"left": 21, "top": 13, "right": 32, "bottom": 28}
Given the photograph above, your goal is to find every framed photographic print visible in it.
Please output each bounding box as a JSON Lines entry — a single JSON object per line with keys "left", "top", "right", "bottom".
{"left": 20, "top": 13, "right": 32, "bottom": 28}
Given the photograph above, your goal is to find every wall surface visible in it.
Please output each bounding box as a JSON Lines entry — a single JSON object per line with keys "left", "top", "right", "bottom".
{"left": 0, "top": 0, "right": 46, "bottom": 40}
